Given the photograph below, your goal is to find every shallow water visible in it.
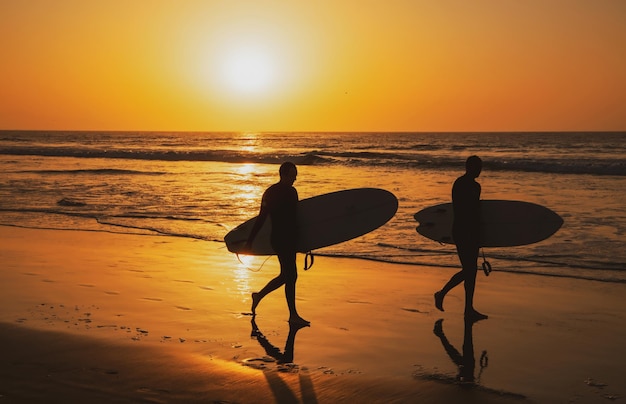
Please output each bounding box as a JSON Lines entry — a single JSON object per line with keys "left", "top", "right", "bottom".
{"left": 1, "top": 131, "right": 624, "bottom": 282}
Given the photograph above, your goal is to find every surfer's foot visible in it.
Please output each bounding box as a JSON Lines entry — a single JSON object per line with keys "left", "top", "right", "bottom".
{"left": 433, "top": 319, "right": 444, "bottom": 337}
{"left": 289, "top": 315, "right": 310, "bottom": 327}
{"left": 251, "top": 292, "right": 261, "bottom": 315}
{"left": 465, "top": 309, "right": 488, "bottom": 322}
{"left": 250, "top": 315, "right": 261, "bottom": 338}
{"left": 434, "top": 291, "right": 445, "bottom": 312}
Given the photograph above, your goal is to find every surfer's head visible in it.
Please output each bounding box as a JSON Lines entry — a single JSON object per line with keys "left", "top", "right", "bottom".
{"left": 279, "top": 161, "right": 298, "bottom": 185}
{"left": 465, "top": 155, "right": 482, "bottom": 178}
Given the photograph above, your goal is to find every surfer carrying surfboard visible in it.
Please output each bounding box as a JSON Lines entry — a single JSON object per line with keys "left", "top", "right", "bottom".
{"left": 434, "top": 156, "right": 488, "bottom": 321}
{"left": 244, "top": 162, "right": 310, "bottom": 326}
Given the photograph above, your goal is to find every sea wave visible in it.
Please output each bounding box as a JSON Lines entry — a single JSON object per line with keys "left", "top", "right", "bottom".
{"left": 17, "top": 168, "right": 166, "bottom": 176}
{"left": 0, "top": 146, "right": 333, "bottom": 166}
{"left": 1, "top": 146, "right": 623, "bottom": 176}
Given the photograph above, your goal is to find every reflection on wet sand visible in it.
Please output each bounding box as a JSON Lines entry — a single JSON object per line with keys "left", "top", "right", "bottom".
{"left": 433, "top": 318, "right": 488, "bottom": 384}
{"left": 243, "top": 316, "right": 318, "bottom": 403}
{"left": 417, "top": 318, "right": 527, "bottom": 400}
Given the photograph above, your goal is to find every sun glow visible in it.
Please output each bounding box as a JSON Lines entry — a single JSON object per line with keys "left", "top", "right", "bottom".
{"left": 219, "top": 45, "right": 277, "bottom": 96}
{"left": 236, "top": 255, "right": 256, "bottom": 268}
{"left": 236, "top": 163, "right": 257, "bottom": 175}
{"left": 2, "top": 2, "right": 625, "bottom": 131}
{"left": 203, "top": 33, "right": 292, "bottom": 102}
{"left": 177, "top": 10, "right": 318, "bottom": 123}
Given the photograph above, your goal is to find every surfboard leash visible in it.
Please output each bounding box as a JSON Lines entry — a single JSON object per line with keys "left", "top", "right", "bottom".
{"left": 481, "top": 249, "right": 492, "bottom": 276}
{"left": 236, "top": 253, "right": 272, "bottom": 272}
{"left": 235, "top": 252, "right": 315, "bottom": 272}
{"left": 304, "top": 251, "right": 315, "bottom": 270}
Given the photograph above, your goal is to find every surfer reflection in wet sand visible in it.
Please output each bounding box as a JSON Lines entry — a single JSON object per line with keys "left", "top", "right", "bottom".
{"left": 250, "top": 316, "right": 308, "bottom": 365}
{"left": 433, "top": 318, "right": 488, "bottom": 384}
{"left": 244, "top": 162, "right": 310, "bottom": 326}
{"left": 435, "top": 156, "right": 488, "bottom": 321}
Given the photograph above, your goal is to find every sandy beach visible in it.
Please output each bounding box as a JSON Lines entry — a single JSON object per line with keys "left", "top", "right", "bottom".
{"left": 1, "top": 225, "right": 624, "bottom": 403}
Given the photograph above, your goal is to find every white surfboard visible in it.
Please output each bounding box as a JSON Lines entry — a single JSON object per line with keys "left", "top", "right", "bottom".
{"left": 225, "top": 188, "right": 398, "bottom": 255}
{"left": 414, "top": 200, "right": 563, "bottom": 247}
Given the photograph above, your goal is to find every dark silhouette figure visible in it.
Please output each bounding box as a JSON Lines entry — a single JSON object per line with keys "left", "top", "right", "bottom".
{"left": 250, "top": 317, "right": 318, "bottom": 403}
{"left": 250, "top": 316, "right": 308, "bottom": 364}
{"left": 433, "top": 318, "right": 488, "bottom": 384}
{"left": 434, "top": 155, "right": 488, "bottom": 320}
{"left": 245, "top": 162, "right": 309, "bottom": 326}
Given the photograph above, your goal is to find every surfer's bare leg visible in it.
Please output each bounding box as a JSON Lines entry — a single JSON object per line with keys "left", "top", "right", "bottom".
{"left": 436, "top": 242, "right": 487, "bottom": 319}
{"left": 252, "top": 276, "right": 285, "bottom": 314}
{"left": 287, "top": 278, "right": 310, "bottom": 325}
{"left": 286, "top": 276, "right": 310, "bottom": 326}
{"left": 279, "top": 252, "right": 310, "bottom": 326}
{"left": 462, "top": 269, "right": 486, "bottom": 319}
{"left": 459, "top": 244, "right": 487, "bottom": 320}
{"left": 251, "top": 292, "right": 261, "bottom": 314}
{"left": 434, "top": 291, "right": 445, "bottom": 311}
{"left": 436, "top": 271, "right": 465, "bottom": 311}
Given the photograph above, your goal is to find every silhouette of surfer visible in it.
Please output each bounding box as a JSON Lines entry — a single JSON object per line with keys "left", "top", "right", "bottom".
{"left": 435, "top": 155, "right": 488, "bottom": 320}
{"left": 245, "top": 162, "right": 309, "bottom": 326}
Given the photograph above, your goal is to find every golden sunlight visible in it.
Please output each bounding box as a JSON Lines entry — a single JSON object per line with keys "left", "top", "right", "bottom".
{"left": 236, "top": 163, "right": 257, "bottom": 175}
{"left": 219, "top": 44, "right": 277, "bottom": 96}
{"left": 205, "top": 33, "right": 290, "bottom": 102}
{"left": 2, "top": 2, "right": 625, "bottom": 131}
{"left": 236, "top": 255, "right": 256, "bottom": 269}
{"left": 237, "top": 133, "right": 259, "bottom": 153}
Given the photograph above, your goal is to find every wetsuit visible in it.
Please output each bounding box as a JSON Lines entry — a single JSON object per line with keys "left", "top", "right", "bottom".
{"left": 261, "top": 182, "right": 298, "bottom": 254}
{"left": 452, "top": 174, "right": 481, "bottom": 269}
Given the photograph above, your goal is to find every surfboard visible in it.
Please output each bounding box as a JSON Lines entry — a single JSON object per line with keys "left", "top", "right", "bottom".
{"left": 414, "top": 200, "right": 563, "bottom": 247}
{"left": 225, "top": 188, "right": 398, "bottom": 255}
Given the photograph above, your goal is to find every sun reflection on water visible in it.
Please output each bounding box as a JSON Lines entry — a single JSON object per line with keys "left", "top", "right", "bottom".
{"left": 233, "top": 266, "right": 251, "bottom": 297}
{"left": 239, "top": 133, "right": 259, "bottom": 153}
{"left": 236, "top": 163, "right": 256, "bottom": 175}
{"left": 232, "top": 254, "right": 264, "bottom": 302}
{"left": 232, "top": 163, "right": 265, "bottom": 219}
{"left": 236, "top": 254, "right": 256, "bottom": 269}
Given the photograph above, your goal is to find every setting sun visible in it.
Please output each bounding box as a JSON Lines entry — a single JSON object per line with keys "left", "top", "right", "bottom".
{"left": 0, "top": 1, "right": 625, "bottom": 131}
{"left": 218, "top": 43, "right": 279, "bottom": 96}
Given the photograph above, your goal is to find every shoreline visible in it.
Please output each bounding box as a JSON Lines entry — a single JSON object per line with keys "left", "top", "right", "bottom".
{"left": 4, "top": 222, "right": 622, "bottom": 285}
{"left": 1, "top": 225, "right": 625, "bottom": 402}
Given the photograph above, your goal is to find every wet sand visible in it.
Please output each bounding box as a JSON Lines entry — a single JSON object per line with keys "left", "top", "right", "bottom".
{"left": 1, "top": 226, "right": 624, "bottom": 403}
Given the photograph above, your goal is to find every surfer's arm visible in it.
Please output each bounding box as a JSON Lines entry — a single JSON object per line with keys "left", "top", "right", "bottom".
{"left": 244, "top": 202, "right": 269, "bottom": 251}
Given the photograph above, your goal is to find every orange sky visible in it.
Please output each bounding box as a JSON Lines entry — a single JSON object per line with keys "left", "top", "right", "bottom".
{"left": 1, "top": 1, "right": 625, "bottom": 132}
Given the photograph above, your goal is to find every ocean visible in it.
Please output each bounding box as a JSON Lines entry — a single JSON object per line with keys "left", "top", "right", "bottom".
{"left": 1, "top": 131, "right": 624, "bottom": 283}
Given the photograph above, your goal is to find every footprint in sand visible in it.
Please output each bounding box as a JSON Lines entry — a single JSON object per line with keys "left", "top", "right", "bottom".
{"left": 135, "top": 387, "right": 171, "bottom": 396}
{"left": 141, "top": 297, "right": 163, "bottom": 302}
{"left": 89, "top": 367, "right": 119, "bottom": 375}
{"left": 346, "top": 300, "right": 372, "bottom": 304}
{"left": 401, "top": 308, "right": 425, "bottom": 313}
